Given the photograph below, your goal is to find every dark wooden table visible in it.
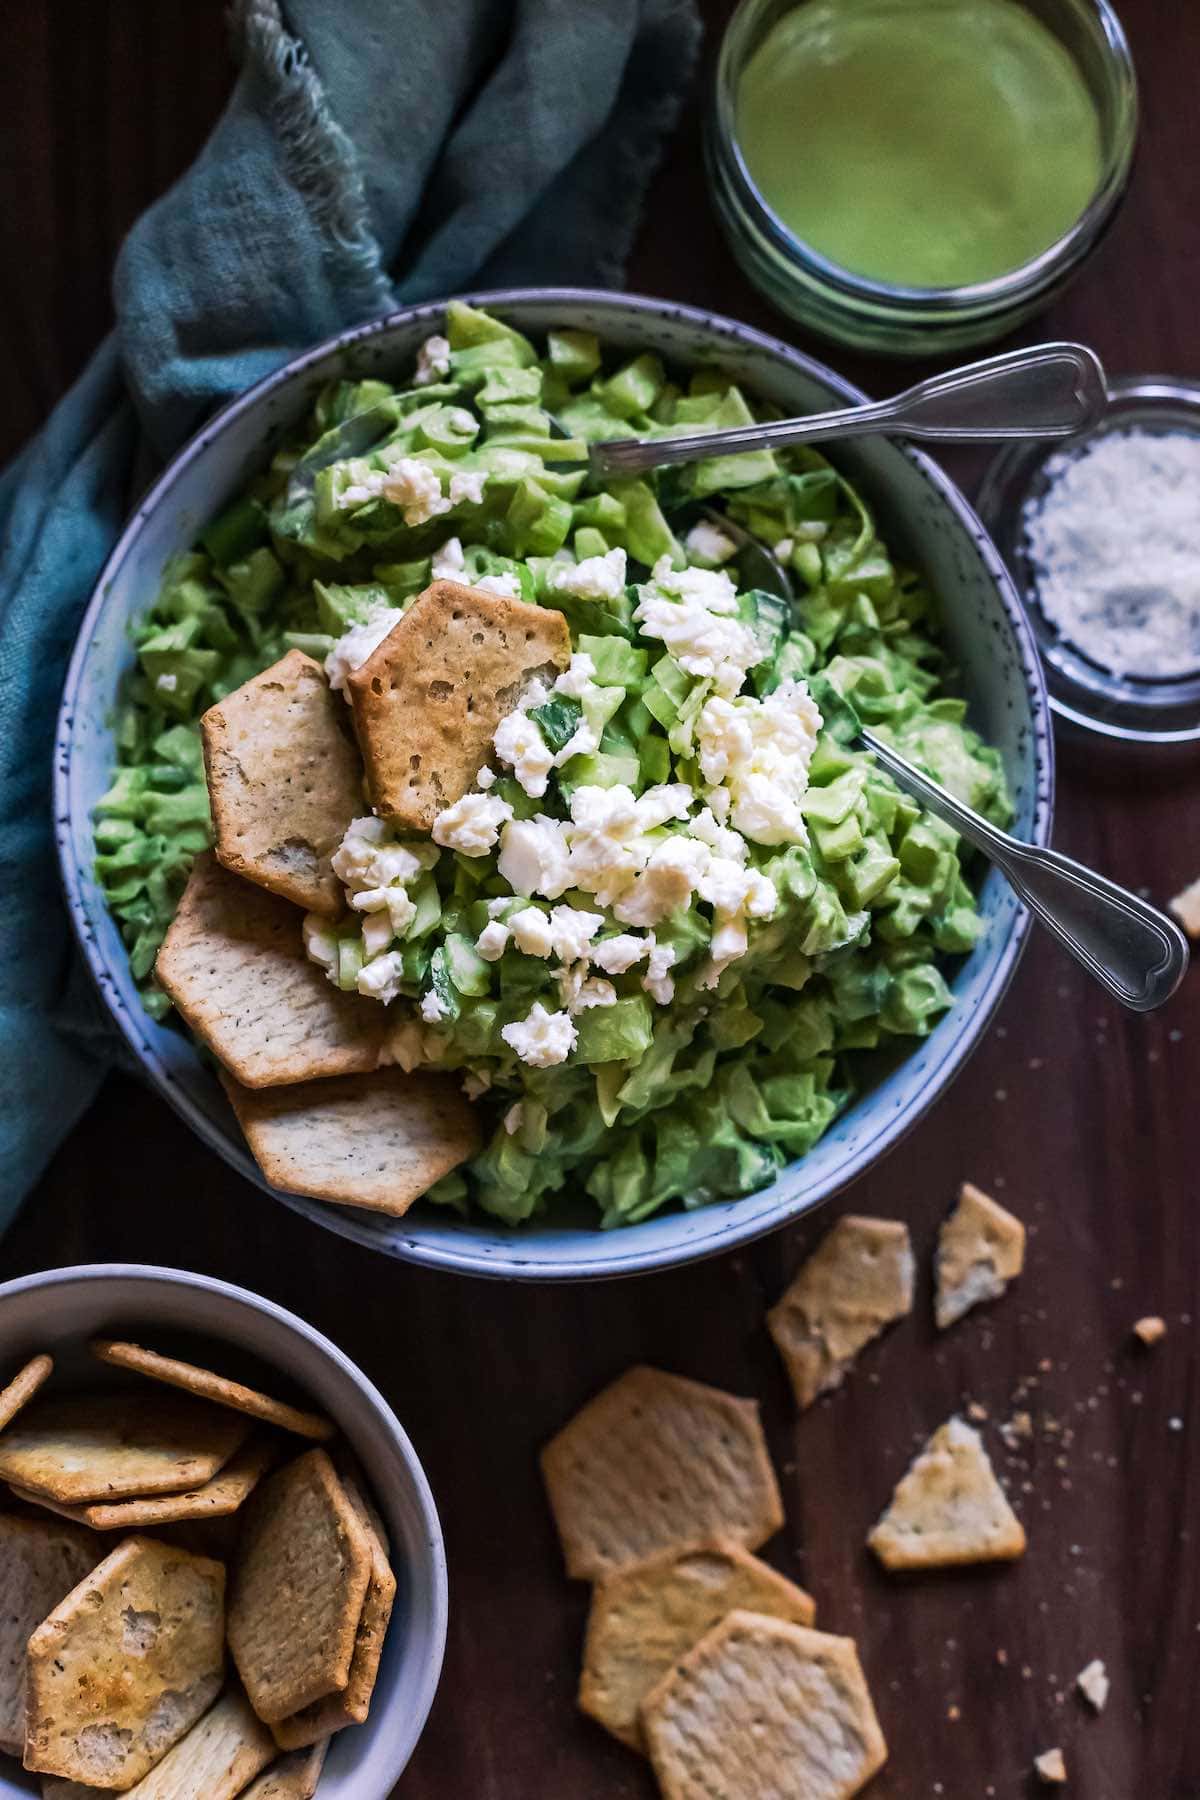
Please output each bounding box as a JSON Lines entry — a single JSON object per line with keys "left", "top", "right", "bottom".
{"left": 5, "top": 2, "right": 1200, "bottom": 1794}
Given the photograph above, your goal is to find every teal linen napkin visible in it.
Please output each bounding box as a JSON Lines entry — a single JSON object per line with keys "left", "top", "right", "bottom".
{"left": 0, "top": 0, "right": 700, "bottom": 1217}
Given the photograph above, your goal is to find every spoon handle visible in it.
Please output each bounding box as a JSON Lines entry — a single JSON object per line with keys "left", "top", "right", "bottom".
{"left": 860, "top": 728, "right": 1189, "bottom": 1014}
{"left": 590, "top": 343, "right": 1108, "bottom": 478}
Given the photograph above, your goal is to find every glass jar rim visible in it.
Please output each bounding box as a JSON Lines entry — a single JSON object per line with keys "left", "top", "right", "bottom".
{"left": 714, "top": 0, "right": 1140, "bottom": 311}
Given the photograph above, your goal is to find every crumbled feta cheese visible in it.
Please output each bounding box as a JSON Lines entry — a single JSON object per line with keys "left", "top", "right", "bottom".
{"left": 591, "top": 932, "right": 649, "bottom": 975}
{"left": 381, "top": 1016, "right": 431, "bottom": 1071}
{"left": 690, "top": 804, "right": 747, "bottom": 862}
{"left": 462, "top": 1070, "right": 491, "bottom": 1099}
{"left": 449, "top": 469, "right": 487, "bottom": 508}
{"left": 509, "top": 906, "right": 555, "bottom": 957}
{"left": 413, "top": 333, "right": 451, "bottom": 386}
{"left": 613, "top": 835, "right": 711, "bottom": 928}
{"left": 325, "top": 606, "right": 405, "bottom": 693}
{"left": 773, "top": 536, "right": 794, "bottom": 563}
{"left": 635, "top": 557, "right": 760, "bottom": 696}
{"left": 549, "top": 905, "right": 605, "bottom": 964}
{"left": 302, "top": 914, "right": 339, "bottom": 975}
{"left": 420, "top": 989, "right": 450, "bottom": 1024}
{"left": 642, "top": 936, "right": 677, "bottom": 1005}
{"left": 431, "top": 535, "right": 466, "bottom": 582}
{"left": 498, "top": 816, "right": 574, "bottom": 898}
{"left": 551, "top": 546, "right": 628, "bottom": 602}
{"left": 501, "top": 1001, "right": 577, "bottom": 1067}
{"left": 361, "top": 911, "right": 397, "bottom": 959}
{"left": 379, "top": 457, "right": 450, "bottom": 527}
{"left": 685, "top": 520, "right": 737, "bottom": 566}
{"left": 349, "top": 885, "right": 417, "bottom": 936}
{"left": 558, "top": 962, "right": 618, "bottom": 1015}
{"left": 475, "top": 920, "right": 510, "bottom": 961}
{"left": 475, "top": 764, "right": 497, "bottom": 790}
{"left": 475, "top": 571, "right": 522, "bottom": 599}
{"left": 634, "top": 784, "right": 694, "bottom": 829}
{"left": 493, "top": 708, "right": 554, "bottom": 798}
{"left": 503, "top": 1103, "right": 524, "bottom": 1136}
{"left": 553, "top": 653, "right": 596, "bottom": 699}
{"left": 697, "top": 677, "right": 823, "bottom": 845}
{"left": 357, "top": 951, "right": 406, "bottom": 1004}
{"left": 431, "top": 792, "right": 514, "bottom": 856}
{"left": 155, "top": 672, "right": 178, "bottom": 694}
{"left": 331, "top": 818, "right": 438, "bottom": 892}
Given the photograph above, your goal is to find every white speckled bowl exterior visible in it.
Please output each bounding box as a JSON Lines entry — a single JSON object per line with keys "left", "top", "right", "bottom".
{"left": 55, "top": 290, "right": 1054, "bottom": 1280}
{"left": 0, "top": 1264, "right": 446, "bottom": 1800}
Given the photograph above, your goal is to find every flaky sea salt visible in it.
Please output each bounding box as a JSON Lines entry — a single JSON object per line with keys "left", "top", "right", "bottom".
{"left": 1022, "top": 427, "right": 1200, "bottom": 678}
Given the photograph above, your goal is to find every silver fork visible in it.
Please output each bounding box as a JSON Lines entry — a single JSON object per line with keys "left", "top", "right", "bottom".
{"left": 591, "top": 343, "right": 1107, "bottom": 478}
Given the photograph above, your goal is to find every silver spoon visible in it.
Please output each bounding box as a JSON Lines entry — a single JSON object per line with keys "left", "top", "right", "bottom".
{"left": 591, "top": 342, "right": 1107, "bottom": 478}
{"left": 860, "top": 728, "right": 1188, "bottom": 1012}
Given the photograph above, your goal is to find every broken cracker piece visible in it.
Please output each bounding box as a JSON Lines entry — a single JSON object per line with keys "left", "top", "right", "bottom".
{"left": 156, "top": 854, "right": 386, "bottom": 1087}
{"left": 1133, "top": 1315, "right": 1167, "bottom": 1347}
{"left": 580, "top": 1539, "right": 816, "bottom": 1752}
{"left": 1076, "top": 1658, "right": 1109, "bottom": 1712}
{"left": 541, "top": 1366, "right": 783, "bottom": 1583}
{"left": 0, "top": 1352, "right": 53, "bottom": 1431}
{"left": 25, "top": 1535, "right": 225, "bottom": 1789}
{"left": 0, "top": 1513, "right": 101, "bottom": 1758}
{"left": 767, "top": 1216, "right": 914, "bottom": 1410}
{"left": 1168, "top": 877, "right": 1200, "bottom": 939}
{"left": 270, "top": 1472, "right": 395, "bottom": 1748}
{"left": 868, "top": 1416, "right": 1026, "bottom": 1571}
{"left": 228, "top": 1448, "right": 374, "bottom": 1724}
{"left": 89, "top": 1339, "right": 332, "bottom": 1443}
{"left": 935, "top": 1182, "right": 1026, "bottom": 1329}
{"left": 0, "top": 1390, "right": 250, "bottom": 1504}
{"left": 243, "top": 1739, "right": 329, "bottom": 1799}
{"left": 642, "top": 1610, "right": 887, "bottom": 1800}
{"left": 223, "top": 1066, "right": 480, "bottom": 1216}
{"left": 347, "top": 580, "right": 570, "bottom": 827}
{"left": 202, "top": 649, "right": 364, "bottom": 917}
{"left": 1035, "top": 1746, "right": 1068, "bottom": 1784}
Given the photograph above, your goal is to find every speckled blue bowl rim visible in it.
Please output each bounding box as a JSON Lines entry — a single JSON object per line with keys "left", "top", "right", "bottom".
{"left": 55, "top": 287, "right": 1054, "bottom": 1282}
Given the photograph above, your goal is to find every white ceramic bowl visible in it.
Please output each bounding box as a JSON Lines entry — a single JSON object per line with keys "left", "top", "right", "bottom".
{"left": 0, "top": 1265, "right": 446, "bottom": 1799}
{"left": 55, "top": 289, "right": 1054, "bottom": 1280}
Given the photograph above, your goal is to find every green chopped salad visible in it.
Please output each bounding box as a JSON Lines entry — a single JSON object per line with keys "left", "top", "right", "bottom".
{"left": 95, "top": 301, "right": 1011, "bottom": 1228}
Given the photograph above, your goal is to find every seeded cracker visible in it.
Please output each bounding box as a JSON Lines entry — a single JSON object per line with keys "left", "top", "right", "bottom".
{"left": 270, "top": 1473, "right": 395, "bottom": 1748}
{"left": 347, "top": 580, "right": 571, "bottom": 827}
{"left": 935, "top": 1182, "right": 1026, "bottom": 1329}
{"left": 8, "top": 1433, "right": 278, "bottom": 1531}
{"left": 242, "top": 1739, "right": 329, "bottom": 1799}
{"left": 228, "top": 1449, "right": 374, "bottom": 1724}
{"left": 25, "top": 1536, "right": 225, "bottom": 1789}
{"left": 202, "top": 650, "right": 364, "bottom": 916}
{"left": 641, "top": 1610, "right": 888, "bottom": 1800}
{"left": 89, "top": 1339, "right": 332, "bottom": 1442}
{"left": 0, "top": 1391, "right": 250, "bottom": 1504}
{"left": 541, "top": 1366, "right": 784, "bottom": 1582}
{"left": 868, "top": 1417, "right": 1027, "bottom": 1571}
{"left": 0, "top": 1353, "right": 53, "bottom": 1431}
{"left": 223, "top": 1067, "right": 480, "bottom": 1215}
{"left": 155, "top": 854, "right": 386, "bottom": 1086}
{"left": 579, "top": 1539, "right": 816, "bottom": 1752}
{"left": 0, "top": 1514, "right": 101, "bottom": 1758}
{"left": 767, "top": 1216, "right": 915, "bottom": 1410}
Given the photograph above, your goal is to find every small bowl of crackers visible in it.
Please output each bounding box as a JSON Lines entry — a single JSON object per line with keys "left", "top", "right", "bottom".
{"left": 0, "top": 1263, "right": 447, "bottom": 1799}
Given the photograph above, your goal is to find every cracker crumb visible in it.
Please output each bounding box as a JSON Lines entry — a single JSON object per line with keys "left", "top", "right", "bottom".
{"left": 966, "top": 1401, "right": 989, "bottom": 1423}
{"left": 1076, "top": 1658, "right": 1109, "bottom": 1712}
{"left": 1035, "top": 1747, "right": 1067, "bottom": 1783}
{"left": 946, "top": 1703, "right": 961, "bottom": 1721}
{"left": 1133, "top": 1315, "right": 1167, "bottom": 1347}
{"left": 1000, "top": 1410, "right": 1034, "bottom": 1449}
{"left": 996, "top": 1648, "right": 1009, "bottom": 1667}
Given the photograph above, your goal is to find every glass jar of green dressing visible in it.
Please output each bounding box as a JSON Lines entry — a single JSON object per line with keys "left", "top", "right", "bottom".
{"left": 708, "top": 0, "right": 1138, "bottom": 354}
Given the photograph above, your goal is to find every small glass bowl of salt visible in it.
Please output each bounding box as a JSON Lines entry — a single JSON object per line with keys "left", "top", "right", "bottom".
{"left": 978, "top": 376, "right": 1200, "bottom": 762}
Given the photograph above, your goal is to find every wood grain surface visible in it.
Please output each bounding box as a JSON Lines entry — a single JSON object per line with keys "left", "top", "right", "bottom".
{"left": 4, "top": 1, "right": 1200, "bottom": 1795}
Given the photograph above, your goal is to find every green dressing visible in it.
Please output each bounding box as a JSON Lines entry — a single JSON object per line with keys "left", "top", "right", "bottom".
{"left": 737, "top": 0, "right": 1103, "bottom": 289}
